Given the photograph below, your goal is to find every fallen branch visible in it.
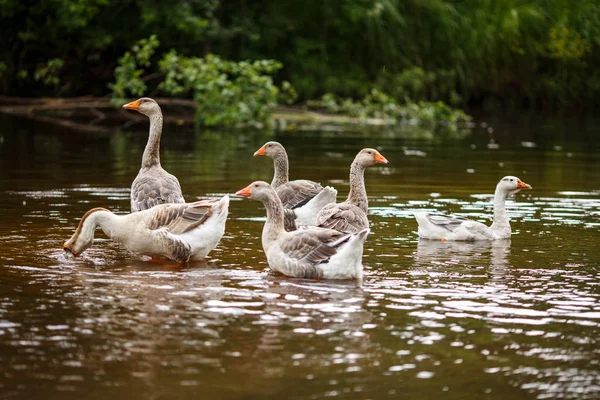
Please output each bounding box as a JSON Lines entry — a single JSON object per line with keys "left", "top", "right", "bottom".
{"left": 24, "top": 114, "right": 112, "bottom": 134}
{"left": 0, "top": 95, "right": 399, "bottom": 133}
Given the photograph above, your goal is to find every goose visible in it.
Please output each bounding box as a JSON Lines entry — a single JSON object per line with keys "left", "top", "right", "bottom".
{"left": 314, "top": 148, "right": 389, "bottom": 233}
{"left": 254, "top": 141, "right": 337, "bottom": 229}
{"left": 123, "top": 97, "right": 185, "bottom": 212}
{"left": 414, "top": 176, "right": 532, "bottom": 241}
{"left": 63, "top": 196, "right": 229, "bottom": 262}
{"left": 235, "top": 181, "right": 369, "bottom": 280}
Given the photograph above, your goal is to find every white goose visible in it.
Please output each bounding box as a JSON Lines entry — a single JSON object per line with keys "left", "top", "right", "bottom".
{"left": 123, "top": 97, "right": 185, "bottom": 212}
{"left": 63, "top": 196, "right": 229, "bottom": 262}
{"left": 235, "top": 181, "right": 369, "bottom": 280}
{"left": 414, "top": 176, "right": 532, "bottom": 241}
{"left": 314, "top": 148, "right": 388, "bottom": 233}
{"left": 254, "top": 141, "right": 337, "bottom": 229}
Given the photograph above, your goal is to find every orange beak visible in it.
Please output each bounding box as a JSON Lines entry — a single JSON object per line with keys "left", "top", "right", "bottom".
{"left": 375, "top": 152, "right": 389, "bottom": 164}
{"left": 122, "top": 99, "right": 140, "bottom": 110}
{"left": 235, "top": 185, "right": 252, "bottom": 197}
{"left": 63, "top": 243, "right": 77, "bottom": 256}
{"left": 517, "top": 179, "right": 532, "bottom": 190}
{"left": 253, "top": 146, "right": 266, "bottom": 157}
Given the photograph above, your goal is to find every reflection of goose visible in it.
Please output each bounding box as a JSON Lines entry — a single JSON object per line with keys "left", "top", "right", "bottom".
{"left": 123, "top": 98, "right": 185, "bottom": 212}
{"left": 488, "top": 240, "right": 510, "bottom": 279}
{"left": 414, "top": 239, "right": 510, "bottom": 270}
{"left": 254, "top": 141, "right": 337, "bottom": 230}
{"left": 314, "top": 148, "right": 389, "bottom": 233}
{"left": 235, "top": 181, "right": 368, "bottom": 280}
{"left": 414, "top": 176, "right": 531, "bottom": 241}
{"left": 63, "top": 196, "right": 229, "bottom": 262}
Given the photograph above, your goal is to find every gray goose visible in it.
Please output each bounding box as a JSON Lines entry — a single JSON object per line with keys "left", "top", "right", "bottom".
{"left": 254, "top": 141, "right": 337, "bottom": 230}
{"left": 123, "top": 97, "right": 185, "bottom": 213}
{"left": 235, "top": 181, "right": 368, "bottom": 280}
{"left": 314, "top": 148, "right": 388, "bottom": 233}
{"left": 63, "top": 196, "right": 229, "bottom": 262}
{"left": 415, "top": 176, "right": 532, "bottom": 241}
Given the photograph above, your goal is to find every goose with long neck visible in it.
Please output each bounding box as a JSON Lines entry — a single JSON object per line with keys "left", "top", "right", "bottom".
{"left": 414, "top": 176, "right": 532, "bottom": 241}
{"left": 123, "top": 97, "right": 185, "bottom": 213}
{"left": 235, "top": 181, "right": 369, "bottom": 280}
{"left": 254, "top": 141, "right": 337, "bottom": 230}
{"left": 314, "top": 148, "right": 389, "bottom": 233}
{"left": 63, "top": 195, "right": 229, "bottom": 262}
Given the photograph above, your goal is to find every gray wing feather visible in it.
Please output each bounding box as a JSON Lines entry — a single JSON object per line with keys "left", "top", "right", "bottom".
{"left": 131, "top": 167, "right": 185, "bottom": 213}
{"left": 276, "top": 180, "right": 323, "bottom": 209}
{"left": 283, "top": 208, "right": 298, "bottom": 231}
{"left": 279, "top": 228, "right": 351, "bottom": 265}
{"left": 314, "top": 203, "right": 369, "bottom": 233}
{"left": 426, "top": 214, "right": 468, "bottom": 232}
{"left": 147, "top": 201, "right": 213, "bottom": 234}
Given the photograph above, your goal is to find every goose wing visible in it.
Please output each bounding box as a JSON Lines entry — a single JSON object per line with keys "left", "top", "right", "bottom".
{"left": 314, "top": 203, "right": 369, "bottom": 233}
{"left": 147, "top": 201, "right": 215, "bottom": 234}
{"left": 283, "top": 208, "right": 298, "bottom": 231}
{"left": 276, "top": 180, "right": 323, "bottom": 209}
{"left": 279, "top": 227, "right": 352, "bottom": 265}
{"left": 423, "top": 214, "right": 470, "bottom": 232}
{"left": 131, "top": 168, "right": 185, "bottom": 212}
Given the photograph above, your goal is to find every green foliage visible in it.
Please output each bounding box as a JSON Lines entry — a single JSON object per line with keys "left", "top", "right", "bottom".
{"left": 0, "top": 0, "right": 219, "bottom": 95}
{"left": 2, "top": 0, "right": 600, "bottom": 109}
{"left": 224, "top": 0, "right": 600, "bottom": 108}
{"left": 111, "top": 36, "right": 291, "bottom": 127}
{"left": 376, "top": 67, "right": 462, "bottom": 106}
{"left": 34, "top": 58, "right": 64, "bottom": 88}
{"left": 158, "top": 52, "right": 285, "bottom": 127}
{"left": 310, "top": 90, "right": 471, "bottom": 129}
{"left": 109, "top": 35, "right": 160, "bottom": 103}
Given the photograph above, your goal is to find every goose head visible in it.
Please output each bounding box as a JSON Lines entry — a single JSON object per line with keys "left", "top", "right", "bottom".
{"left": 253, "top": 141, "right": 286, "bottom": 158}
{"left": 235, "top": 181, "right": 274, "bottom": 202}
{"left": 122, "top": 97, "right": 161, "bottom": 117}
{"left": 355, "top": 148, "right": 389, "bottom": 167}
{"left": 63, "top": 208, "right": 107, "bottom": 256}
{"left": 497, "top": 176, "right": 532, "bottom": 196}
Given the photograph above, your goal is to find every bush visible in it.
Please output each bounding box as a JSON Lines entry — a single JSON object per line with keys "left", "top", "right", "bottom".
{"left": 309, "top": 89, "right": 471, "bottom": 129}
{"left": 110, "top": 36, "right": 296, "bottom": 128}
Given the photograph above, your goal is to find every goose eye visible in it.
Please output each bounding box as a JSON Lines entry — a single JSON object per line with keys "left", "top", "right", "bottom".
{"left": 254, "top": 184, "right": 259, "bottom": 187}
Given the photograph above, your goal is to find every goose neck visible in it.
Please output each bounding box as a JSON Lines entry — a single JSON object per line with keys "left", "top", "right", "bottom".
{"left": 271, "top": 153, "right": 289, "bottom": 188}
{"left": 89, "top": 209, "right": 121, "bottom": 238}
{"left": 142, "top": 111, "right": 163, "bottom": 168}
{"left": 261, "top": 191, "right": 286, "bottom": 246}
{"left": 346, "top": 161, "right": 368, "bottom": 213}
{"left": 490, "top": 187, "right": 510, "bottom": 232}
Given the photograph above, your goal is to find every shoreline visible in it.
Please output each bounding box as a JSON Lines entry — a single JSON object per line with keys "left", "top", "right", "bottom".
{"left": 0, "top": 96, "right": 399, "bottom": 134}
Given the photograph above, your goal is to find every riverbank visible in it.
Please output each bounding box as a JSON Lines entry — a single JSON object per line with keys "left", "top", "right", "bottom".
{"left": 0, "top": 96, "right": 470, "bottom": 135}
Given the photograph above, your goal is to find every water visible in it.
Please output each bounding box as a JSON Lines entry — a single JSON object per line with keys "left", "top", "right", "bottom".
{"left": 0, "top": 114, "right": 599, "bottom": 399}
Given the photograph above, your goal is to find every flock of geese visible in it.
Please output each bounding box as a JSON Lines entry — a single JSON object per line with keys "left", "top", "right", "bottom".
{"left": 63, "top": 97, "right": 533, "bottom": 280}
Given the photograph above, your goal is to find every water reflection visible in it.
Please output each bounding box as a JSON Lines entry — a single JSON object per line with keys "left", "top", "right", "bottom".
{"left": 414, "top": 238, "right": 509, "bottom": 267}
{"left": 0, "top": 116, "right": 600, "bottom": 399}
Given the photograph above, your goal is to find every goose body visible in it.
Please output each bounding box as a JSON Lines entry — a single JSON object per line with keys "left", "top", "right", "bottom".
{"left": 254, "top": 141, "right": 336, "bottom": 230}
{"left": 314, "top": 148, "right": 388, "bottom": 233}
{"left": 415, "top": 176, "right": 532, "bottom": 241}
{"left": 63, "top": 196, "right": 229, "bottom": 261}
{"left": 123, "top": 98, "right": 185, "bottom": 212}
{"left": 236, "top": 181, "right": 368, "bottom": 280}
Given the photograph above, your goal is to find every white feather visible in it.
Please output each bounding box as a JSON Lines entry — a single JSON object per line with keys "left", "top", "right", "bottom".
{"left": 293, "top": 186, "right": 337, "bottom": 226}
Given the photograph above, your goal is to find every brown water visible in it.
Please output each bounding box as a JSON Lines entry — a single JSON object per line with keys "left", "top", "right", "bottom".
{"left": 0, "top": 114, "right": 599, "bottom": 399}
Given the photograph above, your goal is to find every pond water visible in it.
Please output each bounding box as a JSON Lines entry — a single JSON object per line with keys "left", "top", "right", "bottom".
{"left": 0, "top": 113, "right": 599, "bottom": 399}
